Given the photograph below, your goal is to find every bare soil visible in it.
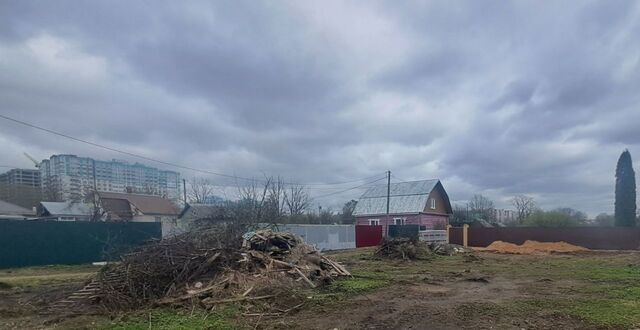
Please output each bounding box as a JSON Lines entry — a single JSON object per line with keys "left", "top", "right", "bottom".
{"left": 1, "top": 250, "right": 639, "bottom": 329}
{"left": 268, "top": 257, "right": 590, "bottom": 329}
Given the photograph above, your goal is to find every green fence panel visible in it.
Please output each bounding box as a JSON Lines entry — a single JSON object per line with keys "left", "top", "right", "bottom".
{"left": 388, "top": 225, "right": 420, "bottom": 239}
{"left": 0, "top": 220, "right": 161, "bottom": 268}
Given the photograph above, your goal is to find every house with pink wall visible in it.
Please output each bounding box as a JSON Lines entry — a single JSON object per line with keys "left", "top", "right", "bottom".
{"left": 353, "top": 179, "right": 452, "bottom": 236}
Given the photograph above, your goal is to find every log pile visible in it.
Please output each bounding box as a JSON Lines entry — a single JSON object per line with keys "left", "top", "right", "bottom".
{"left": 95, "top": 227, "right": 350, "bottom": 313}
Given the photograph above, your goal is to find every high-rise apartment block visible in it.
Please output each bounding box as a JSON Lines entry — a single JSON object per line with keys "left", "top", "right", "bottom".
{"left": 39, "top": 155, "right": 180, "bottom": 201}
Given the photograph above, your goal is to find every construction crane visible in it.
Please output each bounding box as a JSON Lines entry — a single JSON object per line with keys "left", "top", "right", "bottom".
{"left": 23, "top": 152, "right": 40, "bottom": 168}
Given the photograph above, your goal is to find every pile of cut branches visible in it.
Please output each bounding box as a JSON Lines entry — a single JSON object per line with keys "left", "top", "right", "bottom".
{"left": 374, "top": 237, "right": 433, "bottom": 260}
{"left": 95, "top": 226, "right": 350, "bottom": 314}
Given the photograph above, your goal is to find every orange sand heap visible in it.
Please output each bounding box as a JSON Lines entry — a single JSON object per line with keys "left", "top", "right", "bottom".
{"left": 483, "top": 240, "right": 589, "bottom": 254}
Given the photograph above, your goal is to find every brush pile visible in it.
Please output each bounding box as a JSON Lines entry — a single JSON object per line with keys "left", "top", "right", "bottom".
{"left": 96, "top": 226, "right": 350, "bottom": 313}
{"left": 375, "top": 239, "right": 473, "bottom": 260}
{"left": 374, "top": 237, "right": 433, "bottom": 260}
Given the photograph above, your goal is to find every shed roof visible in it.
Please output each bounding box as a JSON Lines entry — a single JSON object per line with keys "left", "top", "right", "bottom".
{"left": 98, "top": 192, "right": 178, "bottom": 216}
{"left": 0, "top": 199, "right": 35, "bottom": 216}
{"left": 39, "top": 202, "right": 92, "bottom": 216}
{"left": 353, "top": 179, "right": 444, "bottom": 216}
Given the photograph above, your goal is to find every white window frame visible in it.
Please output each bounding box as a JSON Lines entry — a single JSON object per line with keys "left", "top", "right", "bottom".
{"left": 368, "top": 219, "right": 380, "bottom": 226}
{"left": 393, "top": 217, "right": 406, "bottom": 225}
{"left": 430, "top": 198, "right": 436, "bottom": 209}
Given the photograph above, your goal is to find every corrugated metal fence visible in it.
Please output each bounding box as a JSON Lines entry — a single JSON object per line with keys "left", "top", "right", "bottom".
{"left": 355, "top": 225, "right": 383, "bottom": 248}
{"left": 273, "top": 224, "right": 356, "bottom": 251}
{"left": 449, "top": 226, "right": 640, "bottom": 250}
{"left": 0, "top": 220, "right": 161, "bottom": 268}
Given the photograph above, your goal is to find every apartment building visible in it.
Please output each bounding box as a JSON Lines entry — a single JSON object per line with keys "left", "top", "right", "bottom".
{"left": 0, "top": 168, "right": 42, "bottom": 208}
{"left": 39, "top": 155, "right": 180, "bottom": 201}
{"left": 0, "top": 169, "right": 41, "bottom": 187}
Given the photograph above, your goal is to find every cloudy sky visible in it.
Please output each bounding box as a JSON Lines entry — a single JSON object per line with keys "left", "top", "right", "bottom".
{"left": 1, "top": 1, "right": 639, "bottom": 215}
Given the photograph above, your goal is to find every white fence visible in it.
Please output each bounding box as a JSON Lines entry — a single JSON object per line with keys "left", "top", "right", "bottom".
{"left": 419, "top": 230, "right": 448, "bottom": 243}
{"left": 272, "top": 224, "right": 356, "bottom": 251}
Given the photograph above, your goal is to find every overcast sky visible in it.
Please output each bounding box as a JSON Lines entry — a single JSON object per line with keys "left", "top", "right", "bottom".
{"left": 1, "top": 1, "right": 639, "bottom": 216}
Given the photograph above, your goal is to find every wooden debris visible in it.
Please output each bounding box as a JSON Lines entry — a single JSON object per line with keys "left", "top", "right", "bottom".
{"left": 79, "top": 227, "right": 350, "bottom": 314}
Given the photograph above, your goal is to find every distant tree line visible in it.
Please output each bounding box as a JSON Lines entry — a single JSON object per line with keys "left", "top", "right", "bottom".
{"left": 187, "top": 176, "right": 357, "bottom": 225}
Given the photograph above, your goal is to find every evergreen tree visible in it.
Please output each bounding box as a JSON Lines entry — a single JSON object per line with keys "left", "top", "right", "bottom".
{"left": 615, "top": 150, "right": 636, "bottom": 226}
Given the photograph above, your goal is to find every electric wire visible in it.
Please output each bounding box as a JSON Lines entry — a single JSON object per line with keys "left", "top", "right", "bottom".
{"left": 0, "top": 113, "right": 385, "bottom": 187}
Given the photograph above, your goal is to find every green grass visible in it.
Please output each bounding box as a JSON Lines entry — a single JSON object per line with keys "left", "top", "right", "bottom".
{"left": 0, "top": 271, "right": 97, "bottom": 287}
{"left": 470, "top": 255, "right": 640, "bottom": 328}
{"left": 569, "top": 299, "right": 640, "bottom": 329}
{"left": 326, "top": 270, "right": 391, "bottom": 295}
{"left": 0, "top": 264, "right": 102, "bottom": 288}
{"left": 99, "top": 308, "right": 240, "bottom": 330}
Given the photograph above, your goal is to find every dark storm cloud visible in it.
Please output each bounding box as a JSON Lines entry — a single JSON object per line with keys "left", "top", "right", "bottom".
{"left": 1, "top": 0, "right": 639, "bottom": 215}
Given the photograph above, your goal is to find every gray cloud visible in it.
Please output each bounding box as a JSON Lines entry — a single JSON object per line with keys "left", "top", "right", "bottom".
{"left": 1, "top": 1, "right": 640, "bottom": 215}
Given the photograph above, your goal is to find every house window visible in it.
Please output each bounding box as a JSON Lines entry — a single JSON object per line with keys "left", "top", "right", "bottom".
{"left": 393, "top": 217, "right": 406, "bottom": 225}
{"left": 368, "top": 219, "right": 380, "bottom": 226}
{"left": 430, "top": 198, "right": 436, "bottom": 209}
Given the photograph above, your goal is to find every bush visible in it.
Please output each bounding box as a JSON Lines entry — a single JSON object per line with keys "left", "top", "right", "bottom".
{"left": 523, "top": 210, "right": 580, "bottom": 227}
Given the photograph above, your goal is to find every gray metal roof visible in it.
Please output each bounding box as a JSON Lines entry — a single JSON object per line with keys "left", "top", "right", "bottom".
{"left": 0, "top": 199, "right": 34, "bottom": 216}
{"left": 40, "top": 202, "right": 92, "bottom": 216}
{"left": 353, "top": 179, "right": 439, "bottom": 216}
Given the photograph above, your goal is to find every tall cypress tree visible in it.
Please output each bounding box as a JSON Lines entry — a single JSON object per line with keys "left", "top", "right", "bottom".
{"left": 615, "top": 150, "right": 636, "bottom": 226}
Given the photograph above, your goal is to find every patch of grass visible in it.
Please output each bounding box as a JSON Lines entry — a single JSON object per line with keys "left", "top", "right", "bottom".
{"left": 326, "top": 271, "right": 390, "bottom": 295}
{"left": 0, "top": 264, "right": 102, "bottom": 288}
{"left": 568, "top": 299, "right": 640, "bottom": 329}
{"left": 99, "top": 307, "right": 240, "bottom": 330}
{"left": 0, "top": 264, "right": 102, "bottom": 276}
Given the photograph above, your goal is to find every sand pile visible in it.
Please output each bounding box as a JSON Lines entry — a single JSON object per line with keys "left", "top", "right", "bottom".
{"left": 483, "top": 240, "right": 589, "bottom": 254}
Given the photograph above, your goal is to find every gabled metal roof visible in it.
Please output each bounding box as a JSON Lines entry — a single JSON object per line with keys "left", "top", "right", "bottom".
{"left": 39, "top": 202, "right": 92, "bottom": 216}
{"left": 353, "top": 179, "right": 440, "bottom": 216}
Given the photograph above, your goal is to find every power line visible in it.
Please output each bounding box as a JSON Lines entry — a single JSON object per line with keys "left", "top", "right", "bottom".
{"left": 0, "top": 113, "right": 384, "bottom": 187}
{"left": 310, "top": 176, "right": 387, "bottom": 200}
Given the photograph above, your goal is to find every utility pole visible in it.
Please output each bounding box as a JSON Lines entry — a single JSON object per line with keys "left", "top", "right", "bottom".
{"left": 182, "top": 179, "right": 187, "bottom": 204}
{"left": 386, "top": 170, "right": 391, "bottom": 215}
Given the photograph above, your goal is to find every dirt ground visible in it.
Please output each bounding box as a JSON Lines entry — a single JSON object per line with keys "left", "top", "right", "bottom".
{"left": 1, "top": 250, "right": 639, "bottom": 329}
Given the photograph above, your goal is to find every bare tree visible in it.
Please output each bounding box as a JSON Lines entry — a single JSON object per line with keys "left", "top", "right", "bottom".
{"left": 511, "top": 195, "right": 536, "bottom": 223}
{"left": 263, "top": 176, "right": 285, "bottom": 222}
{"left": 468, "top": 194, "right": 495, "bottom": 221}
{"left": 83, "top": 188, "right": 107, "bottom": 222}
{"left": 236, "top": 177, "right": 271, "bottom": 223}
{"left": 340, "top": 199, "right": 358, "bottom": 224}
{"left": 283, "top": 184, "right": 311, "bottom": 216}
{"left": 188, "top": 177, "right": 216, "bottom": 204}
